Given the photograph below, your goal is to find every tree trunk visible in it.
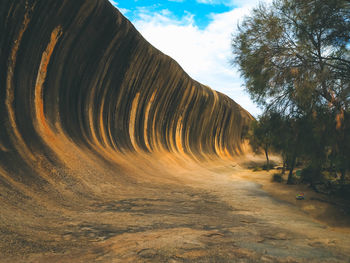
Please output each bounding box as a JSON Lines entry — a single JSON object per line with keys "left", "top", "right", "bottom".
{"left": 287, "top": 155, "right": 296, "bottom": 184}
{"left": 282, "top": 155, "right": 286, "bottom": 175}
{"left": 340, "top": 168, "right": 346, "bottom": 185}
{"left": 329, "top": 159, "right": 336, "bottom": 178}
{"left": 265, "top": 147, "right": 270, "bottom": 171}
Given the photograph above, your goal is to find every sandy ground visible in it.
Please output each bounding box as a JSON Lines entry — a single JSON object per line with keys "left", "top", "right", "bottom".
{"left": 237, "top": 154, "right": 350, "bottom": 231}
{"left": 1, "top": 152, "right": 350, "bottom": 262}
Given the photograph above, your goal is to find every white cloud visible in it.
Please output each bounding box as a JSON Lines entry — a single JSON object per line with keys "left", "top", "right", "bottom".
{"left": 196, "top": 0, "right": 270, "bottom": 7}
{"left": 109, "top": 1, "right": 129, "bottom": 15}
{"left": 196, "top": 0, "right": 222, "bottom": 4}
{"left": 132, "top": 5, "right": 266, "bottom": 116}
{"left": 109, "top": 0, "right": 118, "bottom": 6}
{"left": 118, "top": 8, "right": 129, "bottom": 15}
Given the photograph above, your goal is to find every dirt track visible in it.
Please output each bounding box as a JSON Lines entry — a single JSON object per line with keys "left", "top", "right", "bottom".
{"left": 1, "top": 153, "right": 349, "bottom": 263}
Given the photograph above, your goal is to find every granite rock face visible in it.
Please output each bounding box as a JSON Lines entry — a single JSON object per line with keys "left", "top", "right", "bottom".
{"left": 0, "top": 2, "right": 254, "bottom": 260}
{"left": 0, "top": 0, "right": 252, "bottom": 176}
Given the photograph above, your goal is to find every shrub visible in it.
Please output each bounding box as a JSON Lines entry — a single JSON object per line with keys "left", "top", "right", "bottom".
{"left": 262, "top": 163, "right": 275, "bottom": 170}
{"left": 301, "top": 166, "right": 323, "bottom": 185}
{"left": 272, "top": 173, "right": 283, "bottom": 183}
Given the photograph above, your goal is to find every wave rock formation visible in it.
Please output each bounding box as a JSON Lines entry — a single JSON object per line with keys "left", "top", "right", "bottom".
{"left": 0, "top": 0, "right": 253, "bottom": 261}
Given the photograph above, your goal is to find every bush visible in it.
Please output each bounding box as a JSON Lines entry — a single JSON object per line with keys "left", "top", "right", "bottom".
{"left": 288, "top": 174, "right": 301, "bottom": 185}
{"left": 272, "top": 173, "right": 283, "bottom": 183}
{"left": 300, "top": 166, "right": 323, "bottom": 185}
{"left": 262, "top": 163, "right": 275, "bottom": 170}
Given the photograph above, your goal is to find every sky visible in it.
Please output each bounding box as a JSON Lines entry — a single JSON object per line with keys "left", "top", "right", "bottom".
{"left": 109, "top": 0, "right": 272, "bottom": 117}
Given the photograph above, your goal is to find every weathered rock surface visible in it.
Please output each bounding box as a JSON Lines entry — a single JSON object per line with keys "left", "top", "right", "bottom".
{"left": 0, "top": 0, "right": 251, "bottom": 165}
{"left": 0, "top": 0, "right": 253, "bottom": 260}
{"left": 1, "top": 0, "right": 350, "bottom": 262}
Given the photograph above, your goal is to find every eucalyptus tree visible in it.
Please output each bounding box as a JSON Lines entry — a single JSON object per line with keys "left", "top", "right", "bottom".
{"left": 232, "top": 0, "right": 350, "bottom": 184}
{"left": 232, "top": 0, "right": 350, "bottom": 115}
{"left": 248, "top": 113, "right": 275, "bottom": 171}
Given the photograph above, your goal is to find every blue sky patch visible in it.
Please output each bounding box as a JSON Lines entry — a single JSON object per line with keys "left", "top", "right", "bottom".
{"left": 112, "top": 0, "right": 234, "bottom": 29}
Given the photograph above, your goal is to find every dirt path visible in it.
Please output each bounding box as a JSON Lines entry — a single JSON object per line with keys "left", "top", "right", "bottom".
{"left": 1, "top": 154, "right": 350, "bottom": 262}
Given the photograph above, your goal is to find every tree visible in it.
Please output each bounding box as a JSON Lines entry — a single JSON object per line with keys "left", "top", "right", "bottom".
{"left": 276, "top": 116, "right": 300, "bottom": 184}
{"left": 232, "top": 0, "right": 350, "bottom": 116}
{"left": 248, "top": 112, "right": 282, "bottom": 171}
{"left": 232, "top": 0, "right": 350, "bottom": 185}
{"left": 333, "top": 110, "right": 350, "bottom": 185}
{"left": 248, "top": 114, "right": 273, "bottom": 170}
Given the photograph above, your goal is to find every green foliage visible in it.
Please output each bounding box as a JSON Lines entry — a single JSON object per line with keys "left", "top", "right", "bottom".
{"left": 247, "top": 112, "right": 280, "bottom": 170}
{"left": 301, "top": 166, "right": 322, "bottom": 184}
{"left": 272, "top": 173, "right": 283, "bottom": 183}
{"left": 232, "top": 0, "right": 350, "bottom": 187}
{"left": 232, "top": 0, "right": 350, "bottom": 115}
{"left": 248, "top": 114, "right": 272, "bottom": 154}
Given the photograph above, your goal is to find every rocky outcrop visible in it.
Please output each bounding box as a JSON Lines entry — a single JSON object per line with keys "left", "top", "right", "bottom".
{"left": 0, "top": 0, "right": 251, "bottom": 174}
{"left": 0, "top": 0, "right": 252, "bottom": 260}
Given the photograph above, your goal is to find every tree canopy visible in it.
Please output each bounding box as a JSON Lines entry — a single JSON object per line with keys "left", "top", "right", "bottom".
{"left": 232, "top": 0, "right": 350, "bottom": 116}
{"left": 233, "top": 0, "right": 350, "bottom": 186}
